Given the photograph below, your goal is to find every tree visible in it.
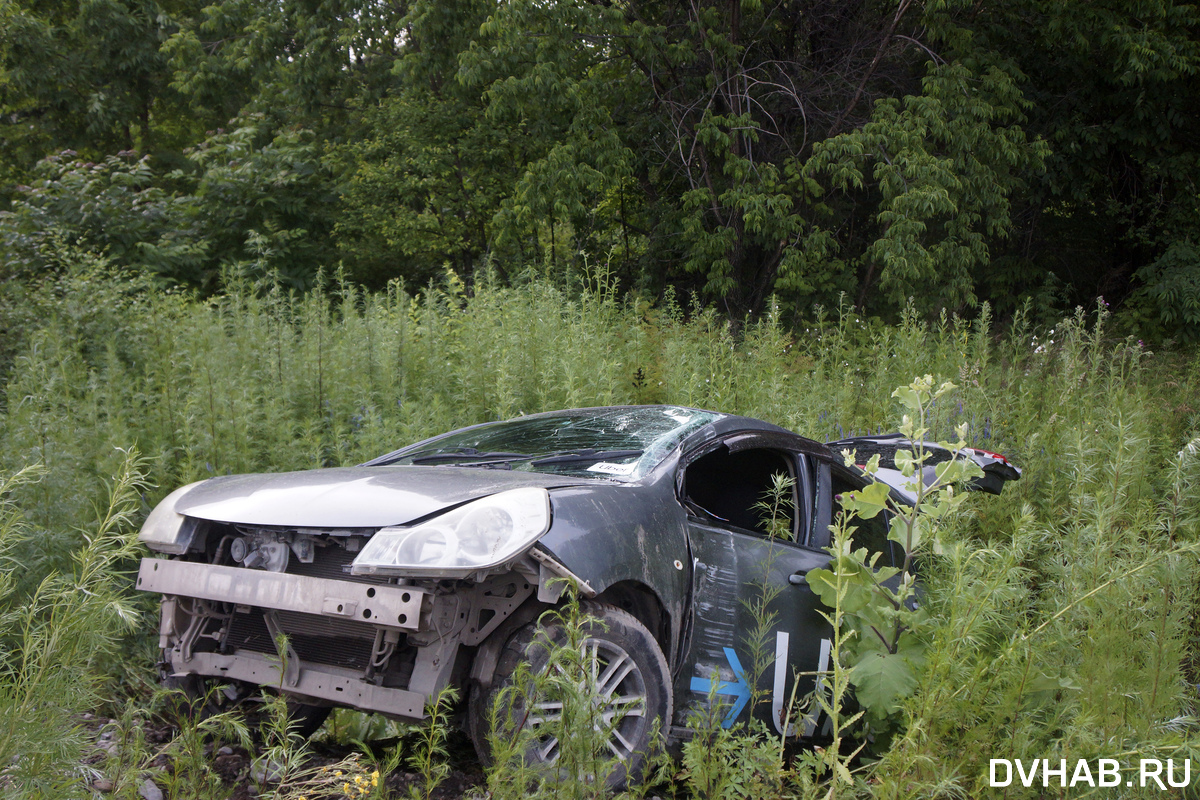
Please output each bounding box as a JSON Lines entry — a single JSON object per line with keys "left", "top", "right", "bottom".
{"left": 967, "top": 0, "right": 1200, "bottom": 326}
{"left": 0, "top": 0, "right": 207, "bottom": 193}
{"left": 180, "top": 119, "right": 337, "bottom": 288}
{"left": 329, "top": 0, "right": 527, "bottom": 287}
{"left": 4, "top": 0, "right": 1196, "bottom": 331}
{"left": 438, "top": 0, "right": 1046, "bottom": 315}
{"left": 161, "top": 0, "right": 408, "bottom": 139}
{"left": 333, "top": 92, "right": 526, "bottom": 287}
{"left": 0, "top": 120, "right": 335, "bottom": 290}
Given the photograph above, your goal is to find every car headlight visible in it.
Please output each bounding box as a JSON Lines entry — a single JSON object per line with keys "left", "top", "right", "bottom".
{"left": 350, "top": 487, "right": 551, "bottom": 577}
{"left": 138, "top": 482, "right": 204, "bottom": 554}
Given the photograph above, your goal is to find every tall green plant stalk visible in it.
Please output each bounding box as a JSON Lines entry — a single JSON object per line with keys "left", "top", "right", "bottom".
{"left": 0, "top": 450, "right": 148, "bottom": 792}
{"left": 812, "top": 514, "right": 867, "bottom": 800}
{"left": 407, "top": 685, "right": 459, "bottom": 800}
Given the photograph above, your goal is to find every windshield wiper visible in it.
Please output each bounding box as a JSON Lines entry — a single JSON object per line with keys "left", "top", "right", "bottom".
{"left": 408, "top": 447, "right": 644, "bottom": 468}
{"left": 529, "top": 449, "right": 644, "bottom": 467}
{"left": 409, "top": 450, "right": 531, "bottom": 465}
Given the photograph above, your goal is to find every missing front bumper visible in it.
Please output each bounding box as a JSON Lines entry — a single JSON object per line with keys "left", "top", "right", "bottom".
{"left": 136, "top": 558, "right": 427, "bottom": 629}
{"left": 164, "top": 649, "right": 427, "bottom": 719}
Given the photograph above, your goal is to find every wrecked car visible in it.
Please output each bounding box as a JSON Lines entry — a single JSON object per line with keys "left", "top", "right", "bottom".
{"left": 136, "top": 405, "right": 1019, "bottom": 777}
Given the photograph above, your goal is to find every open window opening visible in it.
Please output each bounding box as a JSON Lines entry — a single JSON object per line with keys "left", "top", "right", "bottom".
{"left": 683, "top": 446, "right": 797, "bottom": 538}
{"left": 831, "top": 470, "right": 898, "bottom": 567}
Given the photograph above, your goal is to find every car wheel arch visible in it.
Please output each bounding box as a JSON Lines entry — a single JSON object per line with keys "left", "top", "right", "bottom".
{"left": 468, "top": 579, "right": 669, "bottom": 687}
{"left": 469, "top": 596, "right": 550, "bottom": 691}
{"left": 593, "top": 580, "right": 670, "bottom": 659}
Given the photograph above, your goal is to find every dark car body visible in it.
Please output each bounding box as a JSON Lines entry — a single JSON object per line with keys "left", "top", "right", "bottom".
{"left": 136, "top": 405, "right": 1018, "bottom": 764}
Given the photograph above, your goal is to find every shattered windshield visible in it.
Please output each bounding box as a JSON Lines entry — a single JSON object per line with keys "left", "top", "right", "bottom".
{"left": 378, "top": 407, "right": 720, "bottom": 479}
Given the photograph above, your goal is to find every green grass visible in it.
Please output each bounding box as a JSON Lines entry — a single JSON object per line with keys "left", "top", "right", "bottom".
{"left": 1, "top": 264, "right": 1198, "bottom": 797}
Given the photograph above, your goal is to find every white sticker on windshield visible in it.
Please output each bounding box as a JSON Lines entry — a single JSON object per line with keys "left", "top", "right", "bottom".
{"left": 587, "top": 462, "right": 637, "bottom": 476}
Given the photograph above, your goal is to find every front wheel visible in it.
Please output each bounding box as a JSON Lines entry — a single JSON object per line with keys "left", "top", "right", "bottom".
{"left": 468, "top": 601, "right": 672, "bottom": 787}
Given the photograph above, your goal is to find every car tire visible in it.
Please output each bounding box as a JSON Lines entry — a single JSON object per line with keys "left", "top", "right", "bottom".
{"left": 162, "top": 672, "right": 331, "bottom": 739}
{"left": 467, "top": 601, "right": 672, "bottom": 787}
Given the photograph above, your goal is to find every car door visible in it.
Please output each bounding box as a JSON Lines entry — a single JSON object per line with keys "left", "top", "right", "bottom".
{"left": 673, "top": 432, "right": 833, "bottom": 736}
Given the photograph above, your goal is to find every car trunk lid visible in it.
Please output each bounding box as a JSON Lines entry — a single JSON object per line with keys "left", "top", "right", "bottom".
{"left": 830, "top": 433, "right": 1021, "bottom": 497}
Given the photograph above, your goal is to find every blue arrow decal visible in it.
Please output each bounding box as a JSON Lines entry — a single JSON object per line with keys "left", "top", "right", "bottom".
{"left": 690, "top": 646, "right": 751, "bottom": 728}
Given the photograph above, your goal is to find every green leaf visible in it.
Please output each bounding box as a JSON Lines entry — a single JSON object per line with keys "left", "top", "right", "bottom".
{"left": 842, "top": 480, "right": 891, "bottom": 519}
{"left": 931, "top": 380, "right": 957, "bottom": 399}
{"left": 892, "top": 385, "right": 921, "bottom": 412}
{"left": 1025, "top": 672, "right": 1083, "bottom": 706}
{"left": 888, "top": 514, "right": 923, "bottom": 551}
{"left": 805, "top": 558, "right": 875, "bottom": 614}
{"left": 917, "top": 497, "right": 950, "bottom": 519}
{"left": 851, "top": 651, "right": 920, "bottom": 716}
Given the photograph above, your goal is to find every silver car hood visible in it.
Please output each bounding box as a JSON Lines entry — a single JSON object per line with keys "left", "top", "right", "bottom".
{"left": 174, "top": 466, "right": 591, "bottom": 528}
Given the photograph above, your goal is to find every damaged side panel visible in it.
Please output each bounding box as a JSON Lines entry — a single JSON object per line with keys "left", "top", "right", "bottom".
{"left": 677, "top": 522, "right": 831, "bottom": 733}
{"left": 534, "top": 482, "right": 691, "bottom": 664}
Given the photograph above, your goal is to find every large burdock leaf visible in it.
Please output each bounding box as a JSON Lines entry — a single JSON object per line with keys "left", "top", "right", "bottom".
{"left": 850, "top": 651, "right": 919, "bottom": 716}
{"left": 805, "top": 546, "right": 883, "bottom": 614}
{"left": 842, "top": 481, "right": 891, "bottom": 519}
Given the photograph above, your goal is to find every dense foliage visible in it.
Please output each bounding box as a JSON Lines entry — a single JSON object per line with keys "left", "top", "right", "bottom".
{"left": 3, "top": 0, "right": 1199, "bottom": 336}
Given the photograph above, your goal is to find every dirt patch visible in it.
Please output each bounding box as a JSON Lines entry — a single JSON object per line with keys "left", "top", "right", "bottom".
{"left": 80, "top": 713, "right": 486, "bottom": 799}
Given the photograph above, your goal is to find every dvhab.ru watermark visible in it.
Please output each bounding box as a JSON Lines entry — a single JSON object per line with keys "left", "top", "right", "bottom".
{"left": 989, "top": 759, "right": 1192, "bottom": 789}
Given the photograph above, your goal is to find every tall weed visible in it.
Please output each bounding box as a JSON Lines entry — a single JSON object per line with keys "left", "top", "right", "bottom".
{"left": 0, "top": 450, "right": 148, "bottom": 797}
